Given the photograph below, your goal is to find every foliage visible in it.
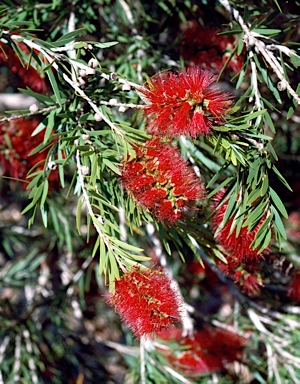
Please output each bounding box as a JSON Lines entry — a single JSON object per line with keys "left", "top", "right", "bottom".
{"left": 0, "top": 0, "right": 300, "bottom": 382}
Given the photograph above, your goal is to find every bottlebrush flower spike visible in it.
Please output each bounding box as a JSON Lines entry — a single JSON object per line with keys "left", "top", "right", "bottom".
{"left": 156, "top": 326, "right": 247, "bottom": 375}
{"left": 121, "top": 138, "right": 205, "bottom": 225}
{"left": 139, "top": 67, "right": 233, "bottom": 138}
{"left": 212, "top": 189, "right": 269, "bottom": 261}
{"left": 107, "top": 266, "right": 183, "bottom": 339}
{"left": 0, "top": 41, "right": 49, "bottom": 93}
{"left": 179, "top": 20, "right": 244, "bottom": 74}
{"left": 0, "top": 118, "right": 59, "bottom": 187}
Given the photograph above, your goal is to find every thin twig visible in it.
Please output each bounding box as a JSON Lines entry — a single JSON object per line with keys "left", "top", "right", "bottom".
{"left": 219, "top": 0, "right": 300, "bottom": 105}
{"left": 248, "top": 50, "right": 262, "bottom": 114}
{"left": 0, "top": 104, "right": 57, "bottom": 123}
{"left": 99, "top": 99, "right": 143, "bottom": 109}
{"left": 76, "top": 150, "right": 106, "bottom": 242}
{"left": 7, "top": 33, "right": 136, "bottom": 140}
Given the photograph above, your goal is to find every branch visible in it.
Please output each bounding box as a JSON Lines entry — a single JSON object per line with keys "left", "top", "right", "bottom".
{"left": 0, "top": 104, "right": 57, "bottom": 123}
{"left": 219, "top": 0, "right": 300, "bottom": 105}
{"left": 5, "top": 32, "right": 142, "bottom": 140}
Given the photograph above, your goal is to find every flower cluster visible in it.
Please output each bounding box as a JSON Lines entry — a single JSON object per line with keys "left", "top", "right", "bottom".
{"left": 107, "top": 266, "right": 183, "bottom": 339}
{"left": 156, "top": 326, "right": 247, "bottom": 375}
{"left": 0, "top": 118, "right": 58, "bottom": 186}
{"left": 212, "top": 189, "right": 269, "bottom": 261}
{"left": 121, "top": 138, "right": 205, "bottom": 225}
{"left": 0, "top": 41, "right": 49, "bottom": 93}
{"left": 180, "top": 20, "right": 244, "bottom": 74}
{"left": 139, "top": 66, "right": 233, "bottom": 138}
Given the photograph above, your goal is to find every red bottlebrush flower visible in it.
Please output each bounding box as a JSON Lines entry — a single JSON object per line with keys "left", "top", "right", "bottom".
{"left": 156, "top": 326, "right": 247, "bottom": 375}
{"left": 179, "top": 20, "right": 244, "bottom": 74}
{"left": 139, "top": 67, "right": 233, "bottom": 138}
{"left": 212, "top": 189, "right": 269, "bottom": 261}
{"left": 287, "top": 269, "right": 300, "bottom": 302}
{"left": 121, "top": 138, "right": 205, "bottom": 225}
{"left": 107, "top": 266, "right": 183, "bottom": 339}
{"left": 0, "top": 118, "right": 59, "bottom": 187}
{"left": 219, "top": 255, "right": 263, "bottom": 296}
{"left": 0, "top": 41, "right": 49, "bottom": 93}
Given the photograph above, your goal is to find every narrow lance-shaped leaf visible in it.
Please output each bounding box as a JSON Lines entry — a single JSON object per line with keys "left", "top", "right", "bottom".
{"left": 269, "top": 187, "right": 288, "bottom": 219}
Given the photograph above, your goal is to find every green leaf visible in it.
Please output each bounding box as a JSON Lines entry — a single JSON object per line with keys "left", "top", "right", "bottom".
{"left": 237, "top": 38, "right": 244, "bottom": 56}
{"left": 53, "top": 28, "right": 86, "bottom": 46}
{"left": 246, "top": 109, "right": 267, "bottom": 122}
{"left": 272, "top": 165, "right": 292, "bottom": 191}
{"left": 243, "top": 201, "right": 268, "bottom": 229}
{"left": 92, "top": 237, "right": 100, "bottom": 258}
{"left": 44, "top": 109, "right": 56, "bottom": 144}
{"left": 40, "top": 179, "right": 49, "bottom": 207}
{"left": 272, "top": 207, "right": 287, "bottom": 241}
{"left": 93, "top": 41, "right": 119, "bottom": 49}
{"left": 287, "top": 84, "right": 300, "bottom": 118}
{"left": 112, "top": 238, "right": 144, "bottom": 253}
{"left": 32, "top": 120, "right": 47, "bottom": 137}
{"left": 248, "top": 188, "right": 262, "bottom": 205}
{"left": 264, "top": 111, "right": 276, "bottom": 134}
{"left": 287, "top": 105, "right": 295, "bottom": 119}
{"left": 207, "top": 176, "right": 234, "bottom": 198}
{"left": 18, "top": 87, "right": 55, "bottom": 106}
{"left": 26, "top": 173, "right": 43, "bottom": 189}
{"left": 157, "top": 223, "right": 172, "bottom": 255}
{"left": 46, "top": 67, "right": 63, "bottom": 106}
{"left": 40, "top": 204, "right": 48, "bottom": 227}
{"left": 260, "top": 175, "right": 269, "bottom": 197}
{"left": 76, "top": 197, "right": 84, "bottom": 235}
{"left": 73, "top": 42, "right": 88, "bottom": 49}
{"left": 212, "top": 248, "right": 228, "bottom": 264}
{"left": 236, "top": 66, "right": 246, "bottom": 89}
{"left": 266, "top": 142, "right": 278, "bottom": 161}
{"left": 217, "top": 192, "right": 237, "bottom": 233}
{"left": 102, "top": 158, "right": 121, "bottom": 175}
{"left": 98, "top": 238, "right": 107, "bottom": 275}
{"left": 217, "top": 29, "right": 243, "bottom": 35}
{"left": 214, "top": 124, "right": 249, "bottom": 132}
{"left": 252, "top": 213, "right": 273, "bottom": 244}
{"left": 257, "top": 229, "right": 272, "bottom": 254}
{"left": 21, "top": 200, "right": 36, "bottom": 215}
{"left": 253, "top": 28, "right": 281, "bottom": 35}
{"left": 108, "top": 250, "right": 120, "bottom": 280}
{"left": 57, "top": 147, "right": 65, "bottom": 188}
{"left": 230, "top": 150, "right": 237, "bottom": 166}
{"left": 269, "top": 187, "right": 288, "bottom": 218}
{"left": 290, "top": 53, "right": 300, "bottom": 68}
{"left": 272, "top": 0, "right": 282, "bottom": 12}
